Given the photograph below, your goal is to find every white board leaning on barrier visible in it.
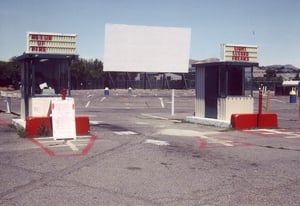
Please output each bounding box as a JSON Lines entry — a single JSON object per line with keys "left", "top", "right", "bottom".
{"left": 103, "top": 24, "right": 191, "bottom": 73}
{"left": 51, "top": 98, "right": 76, "bottom": 140}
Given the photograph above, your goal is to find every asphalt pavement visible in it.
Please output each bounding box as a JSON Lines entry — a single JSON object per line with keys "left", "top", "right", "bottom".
{"left": 0, "top": 89, "right": 299, "bottom": 206}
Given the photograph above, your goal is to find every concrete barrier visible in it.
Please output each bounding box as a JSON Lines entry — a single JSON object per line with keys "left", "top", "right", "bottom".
{"left": 0, "top": 91, "right": 21, "bottom": 113}
{"left": 231, "top": 113, "right": 278, "bottom": 130}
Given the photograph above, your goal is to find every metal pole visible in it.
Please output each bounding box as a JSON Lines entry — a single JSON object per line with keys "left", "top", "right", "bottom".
{"left": 258, "top": 90, "right": 263, "bottom": 114}
{"left": 298, "top": 96, "right": 300, "bottom": 121}
{"left": 171, "top": 89, "right": 175, "bottom": 116}
{"left": 266, "top": 90, "right": 270, "bottom": 112}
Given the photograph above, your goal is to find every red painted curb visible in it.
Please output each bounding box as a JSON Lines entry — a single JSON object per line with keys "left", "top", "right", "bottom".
{"left": 0, "top": 118, "right": 10, "bottom": 127}
{"left": 28, "top": 135, "right": 96, "bottom": 157}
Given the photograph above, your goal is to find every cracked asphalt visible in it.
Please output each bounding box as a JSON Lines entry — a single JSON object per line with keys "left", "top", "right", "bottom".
{"left": 0, "top": 89, "right": 299, "bottom": 205}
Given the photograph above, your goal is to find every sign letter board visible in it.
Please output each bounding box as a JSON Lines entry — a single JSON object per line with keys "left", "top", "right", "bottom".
{"left": 51, "top": 99, "right": 76, "bottom": 140}
{"left": 222, "top": 44, "right": 258, "bottom": 63}
{"left": 26, "top": 32, "right": 77, "bottom": 55}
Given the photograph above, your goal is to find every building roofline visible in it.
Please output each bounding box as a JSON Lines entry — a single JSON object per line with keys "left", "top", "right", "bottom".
{"left": 192, "top": 61, "right": 259, "bottom": 68}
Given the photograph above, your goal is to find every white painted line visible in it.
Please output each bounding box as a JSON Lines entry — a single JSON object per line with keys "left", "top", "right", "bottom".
{"left": 135, "top": 121, "right": 149, "bottom": 125}
{"left": 200, "top": 135, "right": 233, "bottom": 147}
{"left": 114, "top": 131, "right": 137, "bottom": 135}
{"left": 141, "top": 113, "right": 168, "bottom": 120}
{"left": 271, "top": 99, "right": 285, "bottom": 103}
{"left": 87, "top": 94, "right": 93, "bottom": 98}
{"left": 247, "top": 129, "right": 300, "bottom": 139}
{"left": 66, "top": 141, "right": 79, "bottom": 151}
{"left": 38, "top": 140, "right": 65, "bottom": 144}
{"left": 90, "top": 120, "right": 104, "bottom": 125}
{"left": 85, "top": 101, "right": 91, "bottom": 108}
{"left": 76, "top": 135, "right": 93, "bottom": 138}
{"left": 33, "top": 137, "right": 53, "bottom": 140}
{"left": 171, "top": 120, "right": 182, "bottom": 123}
{"left": 159, "top": 98, "right": 165, "bottom": 108}
{"left": 100, "top": 97, "right": 106, "bottom": 102}
{"left": 285, "top": 136, "right": 300, "bottom": 139}
{"left": 145, "top": 139, "right": 170, "bottom": 146}
{"left": 159, "top": 128, "right": 220, "bottom": 137}
{"left": 47, "top": 144, "right": 70, "bottom": 148}
{"left": 72, "top": 143, "right": 89, "bottom": 146}
{"left": 70, "top": 139, "right": 90, "bottom": 142}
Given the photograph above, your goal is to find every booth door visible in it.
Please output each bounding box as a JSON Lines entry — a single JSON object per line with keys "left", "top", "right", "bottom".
{"left": 205, "top": 67, "right": 218, "bottom": 119}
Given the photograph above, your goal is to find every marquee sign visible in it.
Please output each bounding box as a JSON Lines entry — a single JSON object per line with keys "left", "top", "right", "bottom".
{"left": 26, "top": 32, "right": 77, "bottom": 54}
{"left": 222, "top": 44, "right": 258, "bottom": 62}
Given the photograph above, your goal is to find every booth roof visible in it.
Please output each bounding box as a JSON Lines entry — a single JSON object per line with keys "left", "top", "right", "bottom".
{"left": 16, "top": 53, "right": 78, "bottom": 61}
{"left": 192, "top": 61, "right": 259, "bottom": 68}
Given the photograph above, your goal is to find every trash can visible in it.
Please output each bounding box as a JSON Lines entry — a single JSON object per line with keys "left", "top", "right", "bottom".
{"left": 289, "top": 89, "right": 297, "bottom": 103}
{"left": 128, "top": 87, "right": 133, "bottom": 94}
{"left": 104, "top": 87, "right": 109, "bottom": 96}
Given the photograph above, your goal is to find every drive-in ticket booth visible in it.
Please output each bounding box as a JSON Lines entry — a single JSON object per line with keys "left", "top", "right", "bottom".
{"left": 189, "top": 44, "right": 259, "bottom": 125}
{"left": 15, "top": 32, "right": 89, "bottom": 137}
{"left": 17, "top": 32, "right": 77, "bottom": 120}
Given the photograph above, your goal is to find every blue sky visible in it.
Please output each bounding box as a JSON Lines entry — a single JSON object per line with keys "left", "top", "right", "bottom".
{"left": 1, "top": 0, "right": 299, "bottom": 67}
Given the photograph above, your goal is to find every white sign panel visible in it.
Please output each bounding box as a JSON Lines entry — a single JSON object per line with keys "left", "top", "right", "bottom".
{"left": 104, "top": 24, "right": 191, "bottom": 73}
{"left": 222, "top": 44, "right": 258, "bottom": 62}
{"left": 26, "top": 32, "right": 77, "bottom": 54}
{"left": 51, "top": 99, "right": 76, "bottom": 140}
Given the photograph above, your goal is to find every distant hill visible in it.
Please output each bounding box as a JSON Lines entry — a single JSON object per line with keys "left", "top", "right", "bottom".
{"left": 260, "top": 64, "right": 300, "bottom": 73}
{"left": 189, "top": 59, "right": 300, "bottom": 76}
{"left": 189, "top": 58, "right": 220, "bottom": 67}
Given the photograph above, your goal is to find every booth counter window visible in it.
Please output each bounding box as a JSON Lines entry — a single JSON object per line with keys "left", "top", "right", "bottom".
{"left": 32, "top": 59, "right": 69, "bottom": 96}
{"left": 16, "top": 53, "right": 77, "bottom": 99}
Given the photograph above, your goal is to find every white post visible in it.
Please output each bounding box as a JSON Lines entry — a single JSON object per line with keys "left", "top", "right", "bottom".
{"left": 171, "top": 89, "right": 175, "bottom": 116}
{"left": 6, "top": 96, "right": 11, "bottom": 113}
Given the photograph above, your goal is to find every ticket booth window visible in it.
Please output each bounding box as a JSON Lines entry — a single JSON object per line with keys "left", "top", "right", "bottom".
{"left": 33, "top": 59, "right": 69, "bottom": 96}
{"left": 17, "top": 53, "right": 77, "bottom": 119}
{"left": 227, "top": 67, "right": 244, "bottom": 96}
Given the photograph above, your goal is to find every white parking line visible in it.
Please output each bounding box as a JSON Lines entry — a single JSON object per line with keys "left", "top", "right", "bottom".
{"left": 141, "top": 113, "right": 168, "bottom": 120}
{"left": 159, "top": 128, "right": 233, "bottom": 147}
{"left": 66, "top": 141, "right": 79, "bottom": 151}
{"left": 90, "top": 120, "right": 104, "bottom": 125}
{"left": 199, "top": 135, "right": 233, "bottom": 147}
{"left": 85, "top": 101, "right": 91, "bottom": 108}
{"left": 114, "top": 131, "right": 137, "bottom": 135}
{"left": 245, "top": 129, "right": 300, "bottom": 139}
{"left": 145, "top": 139, "right": 170, "bottom": 146}
{"left": 159, "top": 98, "right": 165, "bottom": 108}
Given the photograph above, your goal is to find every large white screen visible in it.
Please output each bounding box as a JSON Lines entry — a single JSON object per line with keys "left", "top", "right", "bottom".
{"left": 103, "top": 24, "right": 191, "bottom": 73}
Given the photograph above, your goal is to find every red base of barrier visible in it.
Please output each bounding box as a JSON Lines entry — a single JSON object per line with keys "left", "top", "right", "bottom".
{"left": 231, "top": 114, "right": 258, "bottom": 130}
{"left": 231, "top": 113, "right": 278, "bottom": 130}
{"left": 26, "top": 117, "right": 52, "bottom": 136}
{"left": 75, "top": 116, "right": 90, "bottom": 135}
{"left": 257, "top": 113, "right": 278, "bottom": 128}
{"left": 26, "top": 116, "right": 90, "bottom": 137}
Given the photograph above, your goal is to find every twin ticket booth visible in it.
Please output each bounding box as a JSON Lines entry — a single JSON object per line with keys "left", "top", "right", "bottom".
{"left": 14, "top": 33, "right": 276, "bottom": 138}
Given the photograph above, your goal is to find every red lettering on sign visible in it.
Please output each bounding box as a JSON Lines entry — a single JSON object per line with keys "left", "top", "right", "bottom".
{"left": 30, "top": 46, "right": 46, "bottom": 52}
{"left": 232, "top": 56, "right": 249, "bottom": 61}
{"left": 233, "top": 51, "right": 249, "bottom": 57}
{"left": 29, "top": 34, "right": 53, "bottom": 53}
{"left": 37, "top": 41, "right": 45, "bottom": 46}
{"left": 231, "top": 46, "right": 249, "bottom": 61}
{"left": 234, "top": 46, "right": 246, "bottom": 51}
{"left": 30, "top": 34, "right": 53, "bottom": 41}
